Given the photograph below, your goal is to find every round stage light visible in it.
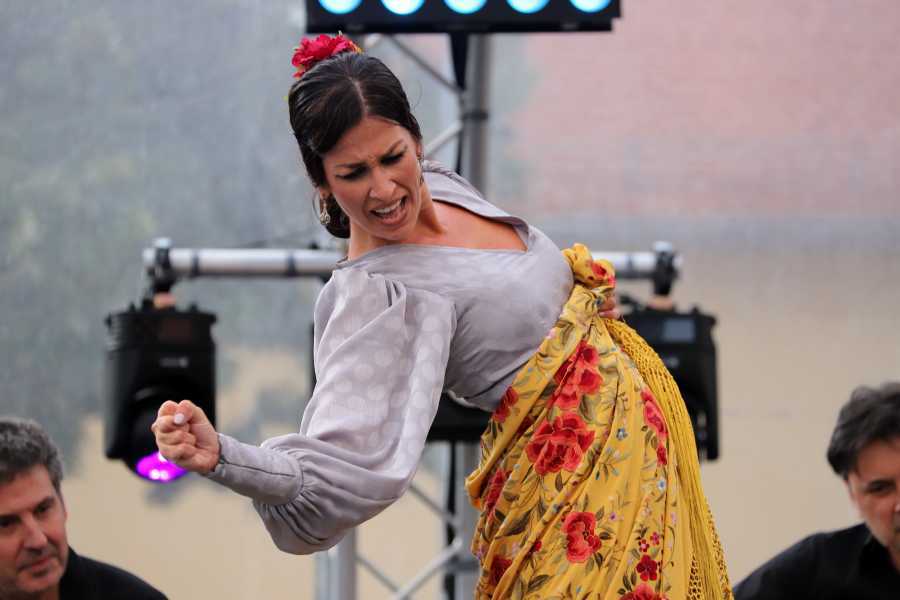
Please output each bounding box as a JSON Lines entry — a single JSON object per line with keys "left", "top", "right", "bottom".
{"left": 570, "top": 0, "right": 612, "bottom": 12}
{"left": 382, "top": 0, "right": 426, "bottom": 15}
{"left": 318, "top": 0, "right": 362, "bottom": 14}
{"left": 445, "top": 0, "right": 488, "bottom": 14}
{"left": 507, "top": 0, "right": 550, "bottom": 14}
{"left": 135, "top": 451, "right": 188, "bottom": 483}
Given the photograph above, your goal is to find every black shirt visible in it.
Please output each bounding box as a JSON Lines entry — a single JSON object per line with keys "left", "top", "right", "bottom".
{"left": 59, "top": 547, "right": 167, "bottom": 600}
{"left": 734, "top": 523, "right": 900, "bottom": 600}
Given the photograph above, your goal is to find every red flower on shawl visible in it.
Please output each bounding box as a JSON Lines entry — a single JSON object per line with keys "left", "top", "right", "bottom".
{"left": 563, "top": 511, "right": 601, "bottom": 563}
{"left": 641, "top": 389, "right": 668, "bottom": 441}
{"left": 619, "top": 583, "right": 667, "bottom": 600}
{"left": 590, "top": 259, "right": 617, "bottom": 287}
{"left": 292, "top": 34, "right": 361, "bottom": 78}
{"left": 656, "top": 444, "right": 668, "bottom": 467}
{"left": 492, "top": 387, "right": 518, "bottom": 423}
{"left": 636, "top": 554, "right": 659, "bottom": 581}
{"left": 556, "top": 341, "right": 600, "bottom": 385}
{"left": 525, "top": 414, "right": 595, "bottom": 475}
{"left": 488, "top": 555, "right": 512, "bottom": 586}
{"left": 483, "top": 469, "right": 508, "bottom": 517}
{"left": 529, "top": 540, "right": 542, "bottom": 554}
{"left": 552, "top": 340, "right": 603, "bottom": 410}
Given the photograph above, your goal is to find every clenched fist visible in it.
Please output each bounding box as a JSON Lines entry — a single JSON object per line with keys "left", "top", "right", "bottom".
{"left": 151, "top": 400, "right": 220, "bottom": 474}
{"left": 598, "top": 292, "right": 621, "bottom": 320}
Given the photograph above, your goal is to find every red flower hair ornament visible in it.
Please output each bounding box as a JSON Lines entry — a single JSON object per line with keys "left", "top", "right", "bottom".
{"left": 292, "top": 34, "right": 362, "bottom": 79}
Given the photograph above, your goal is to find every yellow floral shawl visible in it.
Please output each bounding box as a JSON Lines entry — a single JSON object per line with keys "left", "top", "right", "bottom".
{"left": 465, "top": 244, "right": 731, "bottom": 600}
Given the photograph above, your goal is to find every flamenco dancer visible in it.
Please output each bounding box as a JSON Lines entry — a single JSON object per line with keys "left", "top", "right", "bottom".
{"left": 152, "top": 35, "right": 732, "bottom": 600}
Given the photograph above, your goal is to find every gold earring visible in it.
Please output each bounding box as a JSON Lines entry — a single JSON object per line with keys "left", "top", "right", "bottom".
{"left": 319, "top": 198, "right": 331, "bottom": 226}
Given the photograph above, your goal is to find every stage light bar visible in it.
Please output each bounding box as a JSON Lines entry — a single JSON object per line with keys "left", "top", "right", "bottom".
{"left": 305, "top": 0, "right": 621, "bottom": 34}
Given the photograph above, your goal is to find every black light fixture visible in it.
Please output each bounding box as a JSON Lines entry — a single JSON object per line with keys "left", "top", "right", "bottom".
{"left": 104, "top": 240, "right": 218, "bottom": 482}
{"left": 103, "top": 302, "right": 217, "bottom": 482}
{"left": 305, "top": 0, "right": 621, "bottom": 34}
{"left": 624, "top": 307, "right": 720, "bottom": 460}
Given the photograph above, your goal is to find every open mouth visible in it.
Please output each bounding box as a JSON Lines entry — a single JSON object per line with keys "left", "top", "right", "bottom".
{"left": 371, "top": 197, "right": 407, "bottom": 224}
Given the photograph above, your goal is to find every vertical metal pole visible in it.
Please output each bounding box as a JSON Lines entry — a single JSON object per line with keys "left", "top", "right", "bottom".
{"left": 315, "top": 552, "right": 330, "bottom": 600}
{"left": 453, "top": 443, "right": 481, "bottom": 600}
{"left": 454, "top": 33, "right": 492, "bottom": 600}
{"left": 458, "top": 34, "right": 492, "bottom": 191}
{"left": 319, "top": 531, "right": 357, "bottom": 600}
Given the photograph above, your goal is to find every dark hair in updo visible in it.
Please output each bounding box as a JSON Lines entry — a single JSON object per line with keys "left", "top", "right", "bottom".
{"left": 288, "top": 51, "right": 422, "bottom": 238}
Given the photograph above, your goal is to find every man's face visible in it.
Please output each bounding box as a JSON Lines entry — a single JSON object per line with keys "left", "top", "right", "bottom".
{"left": 0, "top": 466, "right": 69, "bottom": 598}
{"left": 846, "top": 437, "right": 900, "bottom": 569}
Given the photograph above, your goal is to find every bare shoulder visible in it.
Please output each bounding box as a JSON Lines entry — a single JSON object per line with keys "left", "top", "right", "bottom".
{"left": 435, "top": 201, "right": 526, "bottom": 251}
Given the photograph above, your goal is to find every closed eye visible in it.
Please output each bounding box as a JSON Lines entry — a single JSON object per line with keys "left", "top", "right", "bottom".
{"left": 381, "top": 152, "right": 403, "bottom": 166}
{"left": 338, "top": 167, "right": 366, "bottom": 181}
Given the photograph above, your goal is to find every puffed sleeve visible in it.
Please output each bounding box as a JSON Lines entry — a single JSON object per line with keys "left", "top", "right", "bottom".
{"left": 204, "top": 269, "right": 456, "bottom": 554}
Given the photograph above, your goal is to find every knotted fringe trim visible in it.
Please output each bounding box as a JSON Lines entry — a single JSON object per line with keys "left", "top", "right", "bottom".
{"left": 606, "top": 319, "right": 732, "bottom": 600}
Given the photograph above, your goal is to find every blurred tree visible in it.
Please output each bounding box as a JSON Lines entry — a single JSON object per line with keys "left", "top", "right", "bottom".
{"left": 0, "top": 1, "right": 322, "bottom": 471}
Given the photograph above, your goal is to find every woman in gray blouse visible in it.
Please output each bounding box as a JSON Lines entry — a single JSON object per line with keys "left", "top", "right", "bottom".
{"left": 152, "top": 36, "right": 731, "bottom": 600}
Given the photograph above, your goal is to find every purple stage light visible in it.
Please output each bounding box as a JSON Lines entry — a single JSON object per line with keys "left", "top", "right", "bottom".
{"left": 135, "top": 452, "right": 188, "bottom": 483}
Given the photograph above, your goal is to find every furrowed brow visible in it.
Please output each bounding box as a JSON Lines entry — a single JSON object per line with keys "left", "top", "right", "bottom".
{"left": 335, "top": 141, "right": 405, "bottom": 169}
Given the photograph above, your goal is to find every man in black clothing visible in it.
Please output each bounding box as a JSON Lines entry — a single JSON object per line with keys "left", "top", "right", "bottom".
{"left": 734, "top": 382, "right": 900, "bottom": 600}
{"left": 0, "top": 417, "right": 166, "bottom": 600}
{"left": 56, "top": 548, "right": 167, "bottom": 600}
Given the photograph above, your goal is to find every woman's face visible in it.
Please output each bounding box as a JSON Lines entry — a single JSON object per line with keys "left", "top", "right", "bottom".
{"left": 319, "top": 116, "right": 424, "bottom": 248}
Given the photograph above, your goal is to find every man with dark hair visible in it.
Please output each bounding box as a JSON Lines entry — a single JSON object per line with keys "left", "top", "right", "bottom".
{"left": 734, "top": 382, "right": 900, "bottom": 599}
{"left": 0, "top": 417, "right": 166, "bottom": 600}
